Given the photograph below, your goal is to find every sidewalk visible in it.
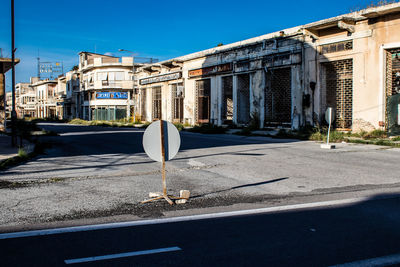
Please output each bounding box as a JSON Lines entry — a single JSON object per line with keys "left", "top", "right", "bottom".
{"left": 0, "top": 134, "right": 20, "bottom": 162}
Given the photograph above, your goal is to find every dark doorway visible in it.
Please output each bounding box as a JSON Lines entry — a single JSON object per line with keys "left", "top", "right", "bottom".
{"left": 265, "top": 67, "right": 292, "bottom": 126}
{"left": 237, "top": 74, "right": 250, "bottom": 124}
{"left": 196, "top": 79, "right": 211, "bottom": 123}
{"left": 222, "top": 76, "right": 233, "bottom": 123}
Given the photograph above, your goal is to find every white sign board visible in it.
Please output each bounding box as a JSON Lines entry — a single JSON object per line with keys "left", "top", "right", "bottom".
{"left": 325, "top": 107, "right": 335, "bottom": 124}
{"left": 142, "top": 120, "right": 181, "bottom": 162}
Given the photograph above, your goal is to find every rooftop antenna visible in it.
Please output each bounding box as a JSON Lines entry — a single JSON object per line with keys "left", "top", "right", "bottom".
{"left": 0, "top": 48, "right": 3, "bottom": 57}
{"left": 37, "top": 49, "right": 40, "bottom": 79}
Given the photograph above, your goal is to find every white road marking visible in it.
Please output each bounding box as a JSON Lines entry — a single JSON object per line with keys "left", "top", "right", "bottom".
{"left": 329, "top": 253, "right": 400, "bottom": 267}
{"left": 0, "top": 196, "right": 377, "bottom": 240}
{"left": 60, "top": 130, "right": 143, "bottom": 136}
{"left": 64, "top": 246, "right": 181, "bottom": 264}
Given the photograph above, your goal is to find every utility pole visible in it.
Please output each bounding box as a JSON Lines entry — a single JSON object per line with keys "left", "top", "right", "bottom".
{"left": 11, "top": 0, "right": 17, "bottom": 147}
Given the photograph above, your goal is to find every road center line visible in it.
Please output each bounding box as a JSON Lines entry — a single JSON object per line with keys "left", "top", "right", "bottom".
{"left": 329, "top": 252, "right": 400, "bottom": 267}
{"left": 64, "top": 246, "right": 182, "bottom": 264}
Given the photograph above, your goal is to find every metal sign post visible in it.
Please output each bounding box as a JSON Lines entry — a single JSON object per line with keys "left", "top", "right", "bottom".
{"left": 321, "top": 107, "right": 336, "bottom": 149}
{"left": 141, "top": 120, "right": 187, "bottom": 205}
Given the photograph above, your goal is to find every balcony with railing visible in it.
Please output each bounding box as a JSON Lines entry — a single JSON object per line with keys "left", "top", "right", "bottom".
{"left": 81, "top": 57, "right": 134, "bottom": 71}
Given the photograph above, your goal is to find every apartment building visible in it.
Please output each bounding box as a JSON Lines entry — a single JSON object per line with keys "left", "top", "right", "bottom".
{"left": 31, "top": 79, "right": 58, "bottom": 118}
{"left": 16, "top": 82, "right": 36, "bottom": 118}
{"left": 64, "top": 70, "right": 80, "bottom": 120}
{"left": 136, "top": 3, "right": 400, "bottom": 134}
{"left": 78, "top": 52, "right": 136, "bottom": 121}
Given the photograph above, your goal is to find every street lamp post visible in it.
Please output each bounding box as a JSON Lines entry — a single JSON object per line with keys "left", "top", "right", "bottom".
{"left": 118, "top": 49, "right": 136, "bottom": 121}
{"left": 11, "top": 0, "right": 17, "bottom": 147}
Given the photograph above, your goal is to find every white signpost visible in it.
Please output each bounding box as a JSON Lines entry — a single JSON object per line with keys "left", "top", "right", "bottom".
{"left": 321, "top": 107, "right": 336, "bottom": 149}
{"left": 141, "top": 120, "right": 186, "bottom": 205}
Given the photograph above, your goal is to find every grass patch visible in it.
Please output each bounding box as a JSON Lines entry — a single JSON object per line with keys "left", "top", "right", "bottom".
{"left": 391, "top": 136, "right": 400, "bottom": 141}
{"left": 18, "top": 148, "right": 29, "bottom": 159}
{"left": 345, "top": 138, "right": 400, "bottom": 147}
{"left": 68, "top": 118, "right": 149, "bottom": 128}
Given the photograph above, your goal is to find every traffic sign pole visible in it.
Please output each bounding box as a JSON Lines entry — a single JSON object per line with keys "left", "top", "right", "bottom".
{"left": 160, "top": 119, "right": 173, "bottom": 205}
{"left": 141, "top": 120, "right": 187, "bottom": 205}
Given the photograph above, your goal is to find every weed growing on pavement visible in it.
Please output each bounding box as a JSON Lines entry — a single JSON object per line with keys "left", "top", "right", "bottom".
{"left": 18, "top": 148, "right": 28, "bottom": 159}
{"left": 188, "top": 124, "right": 228, "bottom": 134}
{"left": 173, "top": 123, "right": 184, "bottom": 131}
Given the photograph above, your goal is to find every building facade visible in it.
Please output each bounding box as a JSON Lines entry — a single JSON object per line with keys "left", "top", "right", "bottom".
{"left": 78, "top": 52, "right": 136, "bottom": 121}
{"left": 16, "top": 82, "right": 36, "bottom": 118}
{"left": 135, "top": 3, "right": 400, "bottom": 134}
{"left": 31, "top": 79, "right": 58, "bottom": 118}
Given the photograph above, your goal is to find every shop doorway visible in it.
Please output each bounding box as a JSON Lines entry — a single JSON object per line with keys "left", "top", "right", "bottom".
{"left": 172, "top": 83, "right": 184, "bottom": 123}
{"left": 322, "top": 59, "right": 353, "bottom": 129}
{"left": 196, "top": 79, "right": 211, "bottom": 123}
{"left": 222, "top": 76, "right": 233, "bottom": 123}
{"left": 152, "top": 86, "right": 162, "bottom": 120}
{"left": 140, "top": 88, "right": 147, "bottom": 121}
{"left": 386, "top": 49, "right": 400, "bottom": 135}
{"left": 265, "top": 68, "right": 292, "bottom": 126}
{"left": 237, "top": 74, "right": 250, "bottom": 124}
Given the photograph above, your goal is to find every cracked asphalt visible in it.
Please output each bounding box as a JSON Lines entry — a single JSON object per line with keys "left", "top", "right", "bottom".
{"left": 0, "top": 122, "right": 400, "bottom": 232}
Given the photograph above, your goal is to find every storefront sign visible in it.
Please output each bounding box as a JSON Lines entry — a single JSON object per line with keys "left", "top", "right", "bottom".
{"left": 139, "top": 72, "right": 182, "bottom": 85}
{"left": 188, "top": 63, "right": 232, "bottom": 77}
{"left": 96, "top": 92, "right": 128, "bottom": 99}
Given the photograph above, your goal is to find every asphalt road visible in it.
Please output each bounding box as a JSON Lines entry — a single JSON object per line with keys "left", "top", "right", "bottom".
{"left": 1, "top": 195, "right": 400, "bottom": 266}
{"left": 1, "top": 123, "right": 400, "bottom": 230}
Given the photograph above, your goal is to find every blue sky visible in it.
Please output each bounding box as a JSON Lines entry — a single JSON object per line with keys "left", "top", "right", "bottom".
{"left": 0, "top": 0, "right": 382, "bottom": 91}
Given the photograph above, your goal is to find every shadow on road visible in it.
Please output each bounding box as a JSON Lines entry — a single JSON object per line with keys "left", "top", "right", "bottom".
{"left": 191, "top": 177, "right": 289, "bottom": 198}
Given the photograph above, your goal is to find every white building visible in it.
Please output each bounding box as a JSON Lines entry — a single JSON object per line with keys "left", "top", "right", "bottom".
{"left": 78, "top": 52, "right": 137, "bottom": 121}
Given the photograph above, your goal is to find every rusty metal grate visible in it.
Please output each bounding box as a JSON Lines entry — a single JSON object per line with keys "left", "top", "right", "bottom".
{"left": 265, "top": 68, "right": 292, "bottom": 125}
{"left": 237, "top": 74, "right": 250, "bottom": 124}
{"left": 321, "top": 40, "right": 353, "bottom": 54}
{"left": 323, "top": 59, "right": 353, "bottom": 129}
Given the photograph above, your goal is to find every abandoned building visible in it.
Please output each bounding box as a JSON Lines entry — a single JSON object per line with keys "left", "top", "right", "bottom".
{"left": 135, "top": 3, "right": 400, "bottom": 133}
{"left": 78, "top": 52, "right": 137, "bottom": 121}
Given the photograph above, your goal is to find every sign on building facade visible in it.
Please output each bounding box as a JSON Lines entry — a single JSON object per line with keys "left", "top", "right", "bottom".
{"left": 96, "top": 92, "right": 128, "bottom": 99}
{"left": 139, "top": 72, "right": 182, "bottom": 85}
{"left": 188, "top": 63, "right": 232, "bottom": 77}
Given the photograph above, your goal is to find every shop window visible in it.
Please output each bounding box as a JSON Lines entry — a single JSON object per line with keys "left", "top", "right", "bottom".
{"left": 115, "top": 72, "right": 124, "bottom": 81}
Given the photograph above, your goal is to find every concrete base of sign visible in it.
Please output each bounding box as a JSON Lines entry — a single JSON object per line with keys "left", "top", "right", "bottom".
{"left": 149, "top": 192, "right": 162, "bottom": 198}
{"left": 321, "top": 144, "right": 336, "bottom": 149}
{"left": 176, "top": 190, "right": 190, "bottom": 204}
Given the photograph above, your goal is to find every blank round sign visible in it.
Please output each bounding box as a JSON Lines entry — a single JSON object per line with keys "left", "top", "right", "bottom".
{"left": 142, "top": 120, "right": 181, "bottom": 162}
